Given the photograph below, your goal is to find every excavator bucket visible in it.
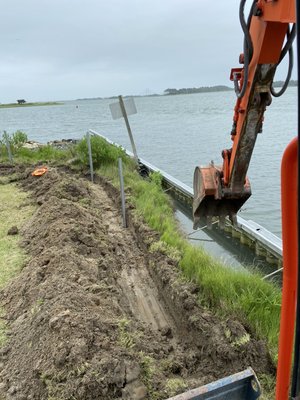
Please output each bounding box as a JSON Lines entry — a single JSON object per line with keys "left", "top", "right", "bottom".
{"left": 193, "top": 164, "right": 251, "bottom": 229}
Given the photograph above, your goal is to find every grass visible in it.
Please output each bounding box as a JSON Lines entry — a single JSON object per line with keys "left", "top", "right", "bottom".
{"left": 180, "top": 246, "right": 281, "bottom": 356}
{"left": 0, "top": 183, "right": 35, "bottom": 286}
{"left": 139, "top": 352, "right": 162, "bottom": 399}
{"left": 0, "top": 144, "right": 75, "bottom": 164}
{"left": 118, "top": 318, "right": 135, "bottom": 349}
{"left": 258, "top": 373, "right": 276, "bottom": 399}
{"left": 0, "top": 102, "right": 62, "bottom": 109}
{"left": 164, "top": 378, "right": 187, "bottom": 397}
{"left": 0, "top": 182, "right": 36, "bottom": 345}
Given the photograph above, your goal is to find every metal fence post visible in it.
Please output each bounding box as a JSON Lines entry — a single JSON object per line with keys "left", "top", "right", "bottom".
{"left": 86, "top": 131, "right": 94, "bottom": 182}
{"left": 118, "top": 158, "right": 127, "bottom": 228}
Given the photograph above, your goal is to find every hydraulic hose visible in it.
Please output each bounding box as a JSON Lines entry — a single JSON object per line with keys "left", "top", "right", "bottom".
{"left": 271, "top": 41, "right": 294, "bottom": 97}
{"left": 240, "top": 0, "right": 254, "bottom": 62}
{"left": 279, "top": 24, "right": 296, "bottom": 63}
{"left": 236, "top": 1, "right": 295, "bottom": 99}
{"left": 235, "top": 0, "right": 255, "bottom": 99}
{"left": 271, "top": 25, "right": 296, "bottom": 97}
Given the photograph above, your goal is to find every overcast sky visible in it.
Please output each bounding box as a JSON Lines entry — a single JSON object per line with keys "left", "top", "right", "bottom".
{"left": 0, "top": 0, "right": 295, "bottom": 103}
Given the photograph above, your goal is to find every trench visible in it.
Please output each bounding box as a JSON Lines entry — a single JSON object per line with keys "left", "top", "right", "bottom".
{"left": 0, "top": 167, "right": 275, "bottom": 400}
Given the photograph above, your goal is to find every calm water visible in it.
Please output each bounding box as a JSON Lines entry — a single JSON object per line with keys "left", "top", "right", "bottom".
{"left": 1, "top": 88, "right": 297, "bottom": 237}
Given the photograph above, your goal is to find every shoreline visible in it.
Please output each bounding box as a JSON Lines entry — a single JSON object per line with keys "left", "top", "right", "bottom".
{"left": 0, "top": 101, "right": 63, "bottom": 109}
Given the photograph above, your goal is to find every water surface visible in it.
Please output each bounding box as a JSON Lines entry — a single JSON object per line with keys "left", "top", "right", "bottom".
{"left": 1, "top": 88, "right": 296, "bottom": 236}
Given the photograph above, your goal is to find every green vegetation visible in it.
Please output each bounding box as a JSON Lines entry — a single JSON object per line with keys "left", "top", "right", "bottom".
{"left": 164, "top": 81, "right": 297, "bottom": 96}
{"left": 139, "top": 352, "right": 188, "bottom": 398}
{"left": 13, "top": 145, "right": 74, "bottom": 163}
{"left": 0, "top": 182, "right": 36, "bottom": 346}
{"left": 11, "top": 130, "right": 28, "bottom": 147}
{"left": 1, "top": 130, "right": 28, "bottom": 149}
{"left": 0, "top": 130, "right": 75, "bottom": 163}
{"left": 164, "top": 86, "right": 232, "bottom": 95}
{"left": 118, "top": 318, "right": 135, "bottom": 349}
{"left": 0, "top": 102, "right": 62, "bottom": 109}
{"left": 164, "top": 378, "right": 187, "bottom": 397}
{"left": 259, "top": 373, "right": 276, "bottom": 400}
{"left": 0, "top": 183, "right": 35, "bottom": 287}
{"left": 76, "top": 135, "right": 129, "bottom": 169}
{"left": 139, "top": 352, "right": 161, "bottom": 399}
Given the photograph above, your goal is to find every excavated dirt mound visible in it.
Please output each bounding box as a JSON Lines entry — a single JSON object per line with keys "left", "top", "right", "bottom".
{"left": 0, "top": 166, "right": 274, "bottom": 399}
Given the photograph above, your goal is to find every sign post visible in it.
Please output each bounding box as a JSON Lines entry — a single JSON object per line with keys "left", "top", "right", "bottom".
{"left": 109, "top": 96, "right": 139, "bottom": 163}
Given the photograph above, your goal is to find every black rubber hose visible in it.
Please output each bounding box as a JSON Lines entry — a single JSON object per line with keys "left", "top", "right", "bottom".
{"left": 235, "top": 0, "right": 255, "bottom": 99}
{"left": 246, "top": 0, "right": 256, "bottom": 62}
{"left": 271, "top": 25, "right": 296, "bottom": 97}
{"left": 291, "top": 0, "right": 300, "bottom": 397}
{"left": 271, "top": 42, "right": 294, "bottom": 97}
{"left": 239, "top": 0, "right": 254, "bottom": 62}
{"left": 279, "top": 24, "right": 296, "bottom": 64}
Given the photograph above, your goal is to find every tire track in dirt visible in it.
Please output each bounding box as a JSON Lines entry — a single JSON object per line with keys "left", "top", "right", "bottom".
{"left": 91, "top": 184, "right": 175, "bottom": 334}
{"left": 118, "top": 267, "right": 172, "bottom": 332}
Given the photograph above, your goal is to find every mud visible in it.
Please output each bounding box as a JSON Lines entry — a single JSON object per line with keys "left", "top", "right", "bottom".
{"left": 0, "top": 166, "right": 274, "bottom": 399}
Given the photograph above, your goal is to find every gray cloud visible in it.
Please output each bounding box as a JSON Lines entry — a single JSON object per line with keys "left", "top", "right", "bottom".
{"left": 0, "top": 0, "right": 295, "bottom": 102}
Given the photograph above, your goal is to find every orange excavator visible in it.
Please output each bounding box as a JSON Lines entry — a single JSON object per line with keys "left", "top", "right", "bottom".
{"left": 192, "top": 1, "right": 299, "bottom": 399}
{"left": 193, "top": 0, "right": 296, "bottom": 229}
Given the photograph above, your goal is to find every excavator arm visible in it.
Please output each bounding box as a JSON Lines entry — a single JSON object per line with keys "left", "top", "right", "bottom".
{"left": 193, "top": 0, "right": 296, "bottom": 228}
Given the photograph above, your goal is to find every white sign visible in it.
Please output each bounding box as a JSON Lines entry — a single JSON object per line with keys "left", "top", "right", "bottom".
{"left": 109, "top": 97, "right": 137, "bottom": 120}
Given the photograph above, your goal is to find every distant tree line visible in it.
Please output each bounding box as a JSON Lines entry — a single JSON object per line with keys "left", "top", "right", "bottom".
{"left": 164, "top": 86, "right": 232, "bottom": 95}
{"left": 273, "top": 79, "right": 297, "bottom": 88}
{"left": 164, "top": 80, "right": 298, "bottom": 96}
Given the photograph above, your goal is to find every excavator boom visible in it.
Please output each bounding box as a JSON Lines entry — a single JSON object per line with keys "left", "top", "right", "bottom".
{"left": 193, "top": 0, "right": 296, "bottom": 228}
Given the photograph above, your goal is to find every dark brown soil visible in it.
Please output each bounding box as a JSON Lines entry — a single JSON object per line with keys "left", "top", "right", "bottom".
{"left": 0, "top": 166, "right": 274, "bottom": 400}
